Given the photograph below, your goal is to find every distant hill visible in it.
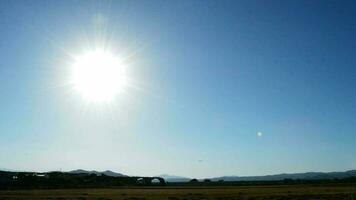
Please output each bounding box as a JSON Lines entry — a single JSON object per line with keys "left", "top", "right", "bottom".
{"left": 211, "top": 170, "right": 356, "bottom": 182}
{"left": 69, "top": 169, "right": 126, "bottom": 177}
{"left": 0, "top": 168, "right": 14, "bottom": 172}
{"left": 158, "top": 170, "right": 356, "bottom": 183}
{"left": 157, "top": 174, "right": 190, "bottom": 182}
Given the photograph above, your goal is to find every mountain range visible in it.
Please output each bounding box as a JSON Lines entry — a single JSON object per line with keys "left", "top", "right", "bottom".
{"left": 159, "top": 170, "right": 356, "bottom": 182}
{"left": 210, "top": 170, "right": 356, "bottom": 182}
{"left": 68, "top": 169, "right": 126, "bottom": 177}
{"left": 2, "top": 168, "right": 356, "bottom": 182}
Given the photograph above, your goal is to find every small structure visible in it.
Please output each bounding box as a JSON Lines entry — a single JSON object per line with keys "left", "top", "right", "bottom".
{"left": 135, "top": 177, "right": 165, "bottom": 185}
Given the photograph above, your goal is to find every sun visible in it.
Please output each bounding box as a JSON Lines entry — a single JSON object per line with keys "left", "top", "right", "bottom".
{"left": 71, "top": 49, "right": 127, "bottom": 102}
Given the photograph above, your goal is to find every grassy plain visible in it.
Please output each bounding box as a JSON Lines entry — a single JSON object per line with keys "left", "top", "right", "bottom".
{"left": 0, "top": 185, "right": 356, "bottom": 200}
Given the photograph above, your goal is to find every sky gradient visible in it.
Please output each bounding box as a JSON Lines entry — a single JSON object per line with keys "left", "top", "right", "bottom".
{"left": 0, "top": 0, "right": 356, "bottom": 178}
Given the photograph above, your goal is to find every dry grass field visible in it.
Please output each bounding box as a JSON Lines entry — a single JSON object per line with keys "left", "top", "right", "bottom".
{"left": 0, "top": 185, "right": 356, "bottom": 200}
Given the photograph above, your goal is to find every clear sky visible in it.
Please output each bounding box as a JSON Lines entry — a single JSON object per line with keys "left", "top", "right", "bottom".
{"left": 0, "top": 0, "right": 356, "bottom": 178}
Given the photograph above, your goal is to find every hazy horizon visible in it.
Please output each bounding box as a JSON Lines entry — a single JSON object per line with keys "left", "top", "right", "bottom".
{"left": 1, "top": 0, "right": 356, "bottom": 179}
{"left": 2, "top": 167, "right": 356, "bottom": 179}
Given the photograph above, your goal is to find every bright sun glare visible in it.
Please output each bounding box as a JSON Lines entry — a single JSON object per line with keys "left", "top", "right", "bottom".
{"left": 71, "top": 49, "right": 127, "bottom": 102}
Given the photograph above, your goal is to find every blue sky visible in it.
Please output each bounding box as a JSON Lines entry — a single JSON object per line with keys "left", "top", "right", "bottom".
{"left": 0, "top": 0, "right": 356, "bottom": 178}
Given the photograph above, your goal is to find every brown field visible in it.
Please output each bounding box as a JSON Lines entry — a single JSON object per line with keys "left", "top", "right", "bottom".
{"left": 0, "top": 185, "right": 356, "bottom": 200}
